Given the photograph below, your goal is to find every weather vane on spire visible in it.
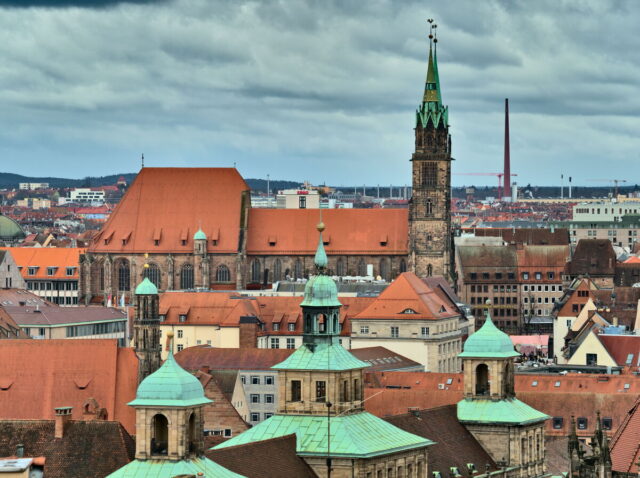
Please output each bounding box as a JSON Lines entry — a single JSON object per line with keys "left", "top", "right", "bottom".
{"left": 427, "top": 18, "right": 438, "bottom": 46}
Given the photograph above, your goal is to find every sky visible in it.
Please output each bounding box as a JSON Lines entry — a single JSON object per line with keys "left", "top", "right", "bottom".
{"left": 0, "top": 0, "right": 639, "bottom": 187}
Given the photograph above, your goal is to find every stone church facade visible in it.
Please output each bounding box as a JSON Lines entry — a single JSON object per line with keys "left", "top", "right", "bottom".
{"left": 80, "top": 37, "right": 453, "bottom": 303}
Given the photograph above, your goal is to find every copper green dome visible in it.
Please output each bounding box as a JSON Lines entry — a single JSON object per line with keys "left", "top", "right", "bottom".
{"left": 0, "top": 215, "right": 25, "bottom": 241}
{"left": 135, "top": 277, "right": 158, "bottom": 295}
{"left": 129, "top": 345, "right": 211, "bottom": 408}
{"left": 459, "top": 310, "right": 519, "bottom": 359}
{"left": 193, "top": 228, "right": 207, "bottom": 241}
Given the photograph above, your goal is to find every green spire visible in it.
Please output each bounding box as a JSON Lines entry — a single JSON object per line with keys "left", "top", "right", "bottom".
{"left": 459, "top": 309, "right": 519, "bottom": 359}
{"left": 314, "top": 222, "right": 328, "bottom": 270}
{"left": 416, "top": 37, "right": 448, "bottom": 129}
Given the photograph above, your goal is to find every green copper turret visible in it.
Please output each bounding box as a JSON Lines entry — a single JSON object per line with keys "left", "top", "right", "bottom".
{"left": 417, "top": 43, "right": 448, "bottom": 129}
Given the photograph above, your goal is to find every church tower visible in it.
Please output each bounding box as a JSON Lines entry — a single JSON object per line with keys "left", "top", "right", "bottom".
{"left": 133, "top": 275, "right": 162, "bottom": 384}
{"left": 458, "top": 309, "right": 548, "bottom": 476}
{"left": 409, "top": 21, "right": 453, "bottom": 280}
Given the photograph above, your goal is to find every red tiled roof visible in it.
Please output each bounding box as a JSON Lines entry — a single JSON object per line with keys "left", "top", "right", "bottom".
{"left": 598, "top": 335, "right": 640, "bottom": 367}
{"left": 0, "top": 247, "right": 83, "bottom": 280}
{"left": 353, "top": 272, "right": 459, "bottom": 320}
{"left": 610, "top": 396, "right": 640, "bottom": 474}
{"left": 246, "top": 208, "right": 408, "bottom": 255}
{"left": 0, "top": 339, "right": 137, "bottom": 434}
{"left": 159, "top": 292, "right": 260, "bottom": 326}
{"left": 88, "top": 168, "right": 249, "bottom": 254}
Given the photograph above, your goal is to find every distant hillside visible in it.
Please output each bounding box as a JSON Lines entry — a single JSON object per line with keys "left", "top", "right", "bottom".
{"left": 0, "top": 172, "right": 138, "bottom": 189}
{"left": 245, "top": 178, "right": 302, "bottom": 193}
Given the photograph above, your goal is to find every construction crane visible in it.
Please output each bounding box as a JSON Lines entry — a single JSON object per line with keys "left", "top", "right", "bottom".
{"left": 586, "top": 179, "right": 628, "bottom": 197}
{"left": 454, "top": 173, "right": 518, "bottom": 199}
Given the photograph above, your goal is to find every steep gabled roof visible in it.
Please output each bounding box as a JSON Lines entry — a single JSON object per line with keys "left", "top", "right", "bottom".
{"left": 609, "top": 396, "right": 640, "bottom": 474}
{"left": 353, "top": 272, "right": 459, "bottom": 320}
{"left": 89, "top": 168, "right": 249, "bottom": 254}
{"left": 247, "top": 208, "right": 408, "bottom": 255}
{"left": 598, "top": 335, "right": 640, "bottom": 367}
{"left": 567, "top": 239, "right": 616, "bottom": 276}
{"left": 0, "top": 247, "right": 83, "bottom": 280}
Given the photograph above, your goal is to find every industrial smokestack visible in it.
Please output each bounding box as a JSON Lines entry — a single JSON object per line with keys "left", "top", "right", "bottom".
{"left": 503, "top": 98, "right": 511, "bottom": 199}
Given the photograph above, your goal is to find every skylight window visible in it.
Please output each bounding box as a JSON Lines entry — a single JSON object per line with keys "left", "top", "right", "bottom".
{"left": 532, "top": 381, "right": 538, "bottom": 387}
{"left": 554, "top": 381, "right": 561, "bottom": 387}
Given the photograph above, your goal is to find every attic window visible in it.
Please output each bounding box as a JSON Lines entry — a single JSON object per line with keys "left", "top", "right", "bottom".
{"left": 323, "top": 235, "right": 330, "bottom": 246}
{"left": 66, "top": 267, "right": 75, "bottom": 276}
{"left": 182, "top": 239, "right": 187, "bottom": 246}
{"left": 28, "top": 267, "right": 38, "bottom": 276}
{"left": 47, "top": 267, "right": 57, "bottom": 276}
{"left": 402, "top": 309, "right": 417, "bottom": 314}
{"left": 0, "top": 380, "right": 13, "bottom": 391}
{"left": 446, "top": 378, "right": 453, "bottom": 385}
{"left": 268, "top": 236, "right": 277, "bottom": 246}
{"left": 624, "top": 383, "right": 630, "bottom": 390}
{"left": 154, "top": 240, "right": 159, "bottom": 246}
{"left": 439, "top": 306, "right": 446, "bottom": 313}
{"left": 212, "top": 240, "right": 218, "bottom": 246}
{"left": 433, "top": 472, "right": 442, "bottom": 478}
{"left": 179, "top": 315, "right": 187, "bottom": 323}
{"left": 159, "top": 315, "right": 166, "bottom": 322}
{"left": 379, "top": 235, "right": 388, "bottom": 246}
{"left": 577, "top": 417, "right": 588, "bottom": 430}
{"left": 531, "top": 380, "right": 538, "bottom": 387}
{"left": 626, "top": 354, "right": 634, "bottom": 366}
{"left": 554, "top": 381, "right": 561, "bottom": 388}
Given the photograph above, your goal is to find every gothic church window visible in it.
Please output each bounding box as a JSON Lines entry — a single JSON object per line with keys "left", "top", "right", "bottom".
{"left": 294, "top": 259, "right": 303, "bottom": 280}
{"left": 425, "top": 198, "right": 434, "bottom": 216}
{"left": 399, "top": 259, "right": 407, "bottom": 273}
{"left": 379, "top": 258, "right": 390, "bottom": 281}
{"left": 421, "top": 162, "right": 437, "bottom": 188}
{"left": 216, "top": 264, "right": 230, "bottom": 282}
{"left": 144, "top": 263, "right": 161, "bottom": 288}
{"left": 117, "top": 259, "right": 130, "bottom": 291}
{"left": 336, "top": 257, "right": 346, "bottom": 276}
{"left": 273, "top": 259, "right": 282, "bottom": 281}
{"left": 180, "top": 263, "right": 194, "bottom": 289}
{"left": 357, "top": 259, "right": 367, "bottom": 277}
{"left": 251, "top": 259, "right": 261, "bottom": 283}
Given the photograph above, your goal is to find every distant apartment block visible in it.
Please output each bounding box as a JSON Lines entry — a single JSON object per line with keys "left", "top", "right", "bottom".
{"left": 68, "top": 188, "right": 105, "bottom": 204}
{"left": 276, "top": 188, "right": 320, "bottom": 209}
{"left": 16, "top": 197, "right": 51, "bottom": 209}
{"left": 19, "top": 182, "right": 49, "bottom": 190}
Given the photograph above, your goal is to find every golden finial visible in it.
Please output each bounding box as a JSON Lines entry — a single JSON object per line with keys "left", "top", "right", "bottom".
{"left": 166, "top": 330, "right": 174, "bottom": 339}
{"left": 317, "top": 222, "right": 325, "bottom": 232}
{"left": 143, "top": 253, "right": 149, "bottom": 269}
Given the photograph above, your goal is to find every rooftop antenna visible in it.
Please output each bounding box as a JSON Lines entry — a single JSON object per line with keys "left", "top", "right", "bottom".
{"left": 141, "top": 153, "right": 144, "bottom": 169}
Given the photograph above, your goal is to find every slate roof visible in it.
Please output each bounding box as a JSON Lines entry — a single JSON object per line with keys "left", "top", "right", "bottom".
{"left": 89, "top": 168, "right": 249, "bottom": 254}
{"left": 471, "top": 228, "right": 570, "bottom": 245}
{"left": 5, "top": 304, "right": 126, "bottom": 327}
{"left": 247, "top": 208, "right": 408, "bottom": 255}
{"left": 456, "top": 245, "right": 518, "bottom": 270}
{"left": 213, "top": 412, "right": 433, "bottom": 458}
{"left": 567, "top": 239, "right": 616, "bottom": 276}
{"left": 175, "top": 347, "right": 294, "bottom": 371}
{"left": 0, "top": 420, "right": 134, "bottom": 478}
{"left": 0, "top": 339, "right": 138, "bottom": 434}
{"left": 0, "top": 308, "right": 29, "bottom": 339}
{"left": 206, "top": 434, "right": 318, "bottom": 478}
{"left": 350, "top": 347, "right": 423, "bottom": 372}
{"left": 385, "top": 405, "right": 498, "bottom": 478}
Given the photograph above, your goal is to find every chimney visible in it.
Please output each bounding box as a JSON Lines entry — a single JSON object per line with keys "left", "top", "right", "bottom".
{"left": 503, "top": 98, "right": 511, "bottom": 199}
{"left": 239, "top": 316, "right": 259, "bottom": 349}
{"left": 54, "top": 407, "right": 72, "bottom": 438}
{"left": 16, "top": 444, "right": 24, "bottom": 458}
{"left": 613, "top": 316, "right": 619, "bottom": 327}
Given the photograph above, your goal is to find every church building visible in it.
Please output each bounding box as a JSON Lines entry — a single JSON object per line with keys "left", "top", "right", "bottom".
{"left": 79, "top": 31, "right": 454, "bottom": 303}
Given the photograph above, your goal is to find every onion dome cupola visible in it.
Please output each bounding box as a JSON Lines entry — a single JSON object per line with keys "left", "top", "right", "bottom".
{"left": 135, "top": 277, "right": 158, "bottom": 296}
{"left": 193, "top": 228, "right": 207, "bottom": 241}
{"left": 459, "top": 309, "right": 519, "bottom": 359}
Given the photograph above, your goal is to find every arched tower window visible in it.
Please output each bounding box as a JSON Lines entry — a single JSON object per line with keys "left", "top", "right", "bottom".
{"left": 151, "top": 414, "right": 168, "bottom": 456}
{"left": 180, "top": 263, "right": 194, "bottom": 289}
{"left": 294, "top": 259, "right": 303, "bottom": 280}
{"left": 475, "top": 363, "right": 489, "bottom": 396}
{"left": 117, "top": 259, "right": 130, "bottom": 291}
{"left": 144, "top": 263, "right": 161, "bottom": 288}
{"left": 188, "top": 412, "right": 197, "bottom": 454}
{"left": 357, "top": 259, "right": 367, "bottom": 277}
{"left": 427, "top": 264, "right": 433, "bottom": 277}
{"left": 399, "top": 259, "right": 407, "bottom": 273}
{"left": 273, "top": 259, "right": 282, "bottom": 282}
{"left": 336, "top": 257, "right": 346, "bottom": 276}
{"left": 380, "top": 258, "right": 390, "bottom": 281}
{"left": 216, "top": 264, "right": 230, "bottom": 282}
{"left": 251, "top": 259, "right": 261, "bottom": 283}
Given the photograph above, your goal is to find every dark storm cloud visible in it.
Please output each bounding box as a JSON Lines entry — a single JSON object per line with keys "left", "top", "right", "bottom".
{"left": 0, "top": 0, "right": 164, "bottom": 7}
{"left": 0, "top": 0, "right": 639, "bottom": 185}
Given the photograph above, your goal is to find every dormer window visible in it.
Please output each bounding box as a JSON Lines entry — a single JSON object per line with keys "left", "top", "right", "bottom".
{"left": 47, "top": 267, "right": 57, "bottom": 276}
{"left": 66, "top": 267, "right": 75, "bottom": 276}
{"left": 212, "top": 240, "right": 218, "bottom": 246}
{"left": 154, "top": 239, "right": 159, "bottom": 246}
{"left": 179, "top": 315, "right": 187, "bottom": 323}
{"left": 181, "top": 240, "right": 187, "bottom": 246}
{"left": 159, "top": 315, "right": 165, "bottom": 322}
{"left": 28, "top": 267, "right": 38, "bottom": 276}
{"left": 402, "top": 308, "right": 417, "bottom": 314}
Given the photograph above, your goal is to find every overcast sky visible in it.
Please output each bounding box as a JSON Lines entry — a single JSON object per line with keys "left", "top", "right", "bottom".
{"left": 1, "top": 0, "right": 639, "bottom": 186}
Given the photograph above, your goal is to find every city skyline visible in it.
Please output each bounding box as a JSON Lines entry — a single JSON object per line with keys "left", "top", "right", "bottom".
{"left": 1, "top": 0, "right": 639, "bottom": 186}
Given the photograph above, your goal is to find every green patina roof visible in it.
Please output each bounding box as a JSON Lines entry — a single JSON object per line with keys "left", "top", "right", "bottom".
{"left": 417, "top": 44, "right": 448, "bottom": 129}
{"left": 135, "top": 277, "right": 158, "bottom": 296}
{"left": 0, "top": 215, "right": 25, "bottom": 240}
{"left": 272, "top": 342, "right": 369, "bottom": 371}
{"left": 129, "top": 344, "right": 212, "bottom": 408}
{"left": 193, "top": 228, "right": 207, "bottom": 241}
{"left": 459, "top": 311, "right": 519, "bottom": 359}
{"left": 213, "top": 412, "right": 433, "bottom": 458}
{"left": 457, "top": 398, "right": 549, "bottom": 426}
{"left": 106, "top": 457, "right": 243, "bottom": 478}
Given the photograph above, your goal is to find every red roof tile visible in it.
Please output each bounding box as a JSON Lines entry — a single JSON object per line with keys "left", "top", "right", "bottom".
{"left": 353, "top": 272, "right": 459, "bottom": 320}
{"left": 247, "top": 208, "right": 408, "bottom": 255}
{"left": 598, "top": 335, "right": 640, "bottom": 367}
{"left": 89, "top": 168, "right": 249, "bottom": 254}
{"left": 609, "top": 396, "right": 640, "bottom": 474}
{"left": 0, "top": 247, "right": 83, "bottom": 280}
{"left": 0, "top": 339, "right": 137, "bottom": 434}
